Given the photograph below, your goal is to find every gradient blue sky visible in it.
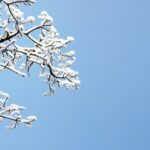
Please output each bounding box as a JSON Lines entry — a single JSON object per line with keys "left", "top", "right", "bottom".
{"left": 1, "top": 0, "right": 150, "bottom": 150}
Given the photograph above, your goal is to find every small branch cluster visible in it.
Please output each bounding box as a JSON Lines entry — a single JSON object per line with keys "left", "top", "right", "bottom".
{"left": 0, "top": 0, "right": 80, "bottom": 128}
{"left": 0, "top": 91, "right": 37, "bottom": 129}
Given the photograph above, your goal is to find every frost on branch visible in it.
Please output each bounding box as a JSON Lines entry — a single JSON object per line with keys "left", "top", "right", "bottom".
{"left": 0, "top": 0, "right": 80, "bottom": 128}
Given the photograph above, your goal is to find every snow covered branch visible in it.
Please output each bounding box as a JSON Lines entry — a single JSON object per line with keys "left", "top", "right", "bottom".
{"left": 0, "top": 0, "right": 80, "bottom": 128}
{"left": 0, "top": 91, "right": 37, "bottom": 129}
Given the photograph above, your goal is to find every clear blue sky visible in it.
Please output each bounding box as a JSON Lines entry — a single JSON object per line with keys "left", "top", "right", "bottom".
{"left": 1, "top": 0, "right": 150, "bottom": 150}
